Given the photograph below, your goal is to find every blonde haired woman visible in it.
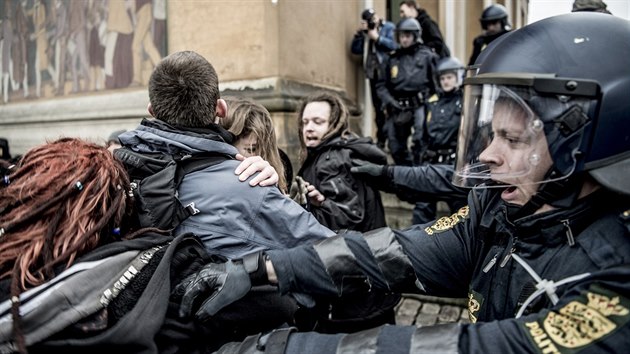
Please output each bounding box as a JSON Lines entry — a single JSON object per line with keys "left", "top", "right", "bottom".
{"left": 222, "top": 97, "right": 289, "bottom": 194}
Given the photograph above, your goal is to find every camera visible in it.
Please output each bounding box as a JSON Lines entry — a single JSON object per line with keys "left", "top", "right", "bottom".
{"left": 362, "top": 18, "right": 377, "bottom": 33}
{"left": 361, "top": 8, "right": 377, "bottom": 32}
{"left": 367, "top": 19, "right": 377, "bottom": 30}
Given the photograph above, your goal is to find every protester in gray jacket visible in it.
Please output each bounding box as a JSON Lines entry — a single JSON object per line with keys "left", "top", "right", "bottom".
{"left": 118, "top": 51, "right": 333, "bottom": 259}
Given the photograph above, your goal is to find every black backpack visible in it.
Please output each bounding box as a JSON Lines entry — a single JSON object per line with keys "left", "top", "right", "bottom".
{"left": 114, "top": 147, "right": 232, "bottom": 230}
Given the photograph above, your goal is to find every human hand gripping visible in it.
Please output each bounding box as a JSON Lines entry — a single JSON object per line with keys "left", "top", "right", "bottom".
{"left": 178, "top": 260, "right": 252, "bottom": 322}
{"left": 350, "top": 158, "right": 388, "bottom": 177}
{"left": 234, "top": 154, "right": 279, "bottom": 187}
{"left": 304, "top": 181, "right": 325, "bottom": 207}
{"left": 178, "top": 252, "right": 270, "bottom": 322}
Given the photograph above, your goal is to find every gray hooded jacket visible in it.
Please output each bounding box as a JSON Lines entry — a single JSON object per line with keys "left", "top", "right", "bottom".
{"left": 119, "top": 119, "right": 333, "bottom": 258}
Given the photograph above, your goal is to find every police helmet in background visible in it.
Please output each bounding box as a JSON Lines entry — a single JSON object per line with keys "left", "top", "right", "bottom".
{"left": 436, "top": 56, "right": 465, "bottom": 87}
{"left": 396, "top": 18, "right": 422, "bottom": 43}
{"left": 480, "top": 4, "right": 511, "bottom": 30}
{"left": 572, "top": 0, "right": 611, "bottom": 14}
{"left": 453, "top": 13, "right": 630, "bottom": 198}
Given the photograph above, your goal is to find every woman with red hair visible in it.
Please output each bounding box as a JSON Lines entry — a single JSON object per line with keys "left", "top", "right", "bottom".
{"left": 0, "top": 138, "right": 288, "bottom": 353}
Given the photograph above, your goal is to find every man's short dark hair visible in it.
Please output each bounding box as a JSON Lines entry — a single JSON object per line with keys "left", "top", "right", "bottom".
{"left": 148, "top": 51, "right": 220, "bottom": 128}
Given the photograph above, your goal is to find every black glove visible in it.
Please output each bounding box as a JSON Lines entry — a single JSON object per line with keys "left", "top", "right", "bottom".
{"left": 178, "top": 252, "right": 268, "bottom": 322}
{"left": 387, "top": 101, "right": 403, "bottom": 114}
{"left": 350, "top": 159, "right": 396, "bottom": 193}
{"left": 350, "top": 159, "right": 390, "bottom": 178}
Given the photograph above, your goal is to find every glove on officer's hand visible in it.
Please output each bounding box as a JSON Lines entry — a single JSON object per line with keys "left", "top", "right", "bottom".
{"left": 178, "top": 252, "right": 268, "bottom": 322}
{"left": 350, "top": 159, "right": 389, "bottom": 177}
{"left": 350, "top": 159, "right": 396, "bottom": 193}
{"left": 383, "top": 98, "right": 402, "bottom": 113}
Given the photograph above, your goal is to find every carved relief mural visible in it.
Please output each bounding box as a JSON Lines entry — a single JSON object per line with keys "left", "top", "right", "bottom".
{"left": 0, "top": 0, "right": 166, "bottom": 104}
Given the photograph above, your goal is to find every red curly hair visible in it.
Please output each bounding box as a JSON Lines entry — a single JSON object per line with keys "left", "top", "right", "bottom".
{"left": 0, "top": 138, "right": 134, "bottom": 290}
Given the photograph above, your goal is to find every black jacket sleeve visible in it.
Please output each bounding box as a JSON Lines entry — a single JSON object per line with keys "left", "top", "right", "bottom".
{"left": 391, "top": 164, "right": 468, "bottom": 204}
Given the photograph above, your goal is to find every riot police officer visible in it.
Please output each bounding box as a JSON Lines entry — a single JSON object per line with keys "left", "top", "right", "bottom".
{"left": 468, "top": 4, "right": 511, "bottom": 65}
{"left": 376, "top": 18, "right": 438, "bottom": 166}
{"left": 420, "top": 56, "right": 464, "bottom": 165}
{"left": 181, "top": 13, "right": 630, "bottom": 354}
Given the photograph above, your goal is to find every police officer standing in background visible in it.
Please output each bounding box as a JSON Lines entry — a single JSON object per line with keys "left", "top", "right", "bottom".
{"left": 468, "top": 4, "right": 511, "bottom": 65}
{"left": 376, "top": 18, "right": 438, "bottom": 167}
{"left": 351, "top": 8, "right": 398, "bottom": 149}
{"left": 399, "top": 0, "right": 450, "bottom": 58}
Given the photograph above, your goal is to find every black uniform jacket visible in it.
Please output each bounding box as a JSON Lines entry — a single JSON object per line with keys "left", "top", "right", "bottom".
{"left": 268, "top": 188, "right": 630, "bottom": 353}
{"left": 376, "top": 42, "right": 439, "bottom": 110}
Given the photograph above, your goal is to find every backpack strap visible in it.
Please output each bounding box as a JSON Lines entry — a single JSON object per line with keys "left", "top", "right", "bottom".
{"left": 172, "top": 152, "right": 234, "bottom": 224}
{"left": 115, "top": 148, "right": 233, "bottom": 230}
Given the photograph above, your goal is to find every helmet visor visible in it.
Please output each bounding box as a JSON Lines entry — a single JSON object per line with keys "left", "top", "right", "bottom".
{"left": 453, "top": 84, "right": 552, "bottom": 188}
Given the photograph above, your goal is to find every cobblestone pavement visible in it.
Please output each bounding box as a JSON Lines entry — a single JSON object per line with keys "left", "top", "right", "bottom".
{"left": 395, "top": 294, "right": 471, "bottom": 327}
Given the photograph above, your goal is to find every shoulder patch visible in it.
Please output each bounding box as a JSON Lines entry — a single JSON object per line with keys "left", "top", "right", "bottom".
{"left": 522, "top": 284, "right": 630, "bottom": 353}
{"left": 391, "top": 65, "right": 399, "bottom": 79}
{"left": 424, "top": 206, "right": 469, "bottom": 235}
{"left": 428, "top": 94, "right": 439, "bottom": 103}
{"left": 467, "top": 289, "right": 484, "bottom": 323}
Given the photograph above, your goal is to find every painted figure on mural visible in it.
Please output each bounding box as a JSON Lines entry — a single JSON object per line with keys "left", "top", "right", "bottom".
{"left": 30, "top": 0, "right": 57, "bottom": 97}
{"left": 88, "top": 0, "right": 107, "bottom": 91}
{"left": 0, "top": 0, "right": 166, "bottom": 103}
{"left": 12, "top": 0, "right": 29, "bottom": 99}
{"left": 131, "top": 0, "right": 161, "bottom": 86}
{"left": 69, "top": 0, "right": 91, "bottom": 93}
{"left": 51, "top": 0, "right": 69, "bottom": 96}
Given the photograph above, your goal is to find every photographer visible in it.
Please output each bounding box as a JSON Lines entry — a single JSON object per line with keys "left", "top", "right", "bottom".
{"left": 351, "top": 8, "right": 397, "bottom": 149}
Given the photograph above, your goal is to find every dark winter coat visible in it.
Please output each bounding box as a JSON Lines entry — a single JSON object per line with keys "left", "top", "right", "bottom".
{"left": 298, "top": 134, "right": 387, "bottom": 233}
{"left": 0, "top": 233, "right": 211, "bottom": 353}
{"left": 468, "top": 29, "right": 511, "bottom": 66}
{"left": 416, "top": 8, "right": 450, "bottom": 58}
{"left": 0, "top": 232, "right": 299, "bottom": 353}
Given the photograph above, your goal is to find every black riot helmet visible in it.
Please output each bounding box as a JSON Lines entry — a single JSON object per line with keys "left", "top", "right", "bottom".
{"left": 480, "top": 4, "right": 510, "bottom": 30}
{"left": 437, "top": 56, "right": 465, "bottom": 86}
{"left": 396, "top": 18, "right": 422, "bottom": 43}
{"left": 454, "top": 13, "right": 630, "bottom": 201}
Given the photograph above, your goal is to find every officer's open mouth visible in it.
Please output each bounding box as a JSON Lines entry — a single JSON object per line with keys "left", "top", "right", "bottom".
{"left": 491, "top": 180, "right": 518, "bottom": 196}
{"left": 498, "top": 183, "right": 519, "bottom": 200}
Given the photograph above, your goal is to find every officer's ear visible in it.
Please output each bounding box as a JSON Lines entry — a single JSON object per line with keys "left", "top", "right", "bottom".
{"left": 215, "top": 98, "right": 227, "bottom": 124}
{"left": 147, "top": 103, "right": 155, "bottom": 117}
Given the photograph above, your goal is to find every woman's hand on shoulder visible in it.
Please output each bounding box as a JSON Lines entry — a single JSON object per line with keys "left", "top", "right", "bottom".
{"left": 234, "top": 154, "right": 279, "bottom": 187}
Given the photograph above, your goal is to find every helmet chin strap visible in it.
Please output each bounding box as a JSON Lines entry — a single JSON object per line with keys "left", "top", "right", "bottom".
{"left": 509, "top": 169, "right": 584, "bottom": 220}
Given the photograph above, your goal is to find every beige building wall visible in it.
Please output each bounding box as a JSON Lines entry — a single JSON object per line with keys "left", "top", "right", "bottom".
{"left": 0, "top": 0, "right": 527, "bottom": 227}
{"left": 1, "top": 0, "right": 527, "bottom": 157}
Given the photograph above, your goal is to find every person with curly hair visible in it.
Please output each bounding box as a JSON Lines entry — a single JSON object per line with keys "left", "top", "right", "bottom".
{"left": 0, "top": 138, "right": 293, "bottom": 353}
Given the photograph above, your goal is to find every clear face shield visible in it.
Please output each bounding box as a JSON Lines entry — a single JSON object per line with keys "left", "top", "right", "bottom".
{"left": 453, "top": 84, "right": 551, "bottom": 188}
{"left": 453, "top": 76, "right": 597, "bottom": 190}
